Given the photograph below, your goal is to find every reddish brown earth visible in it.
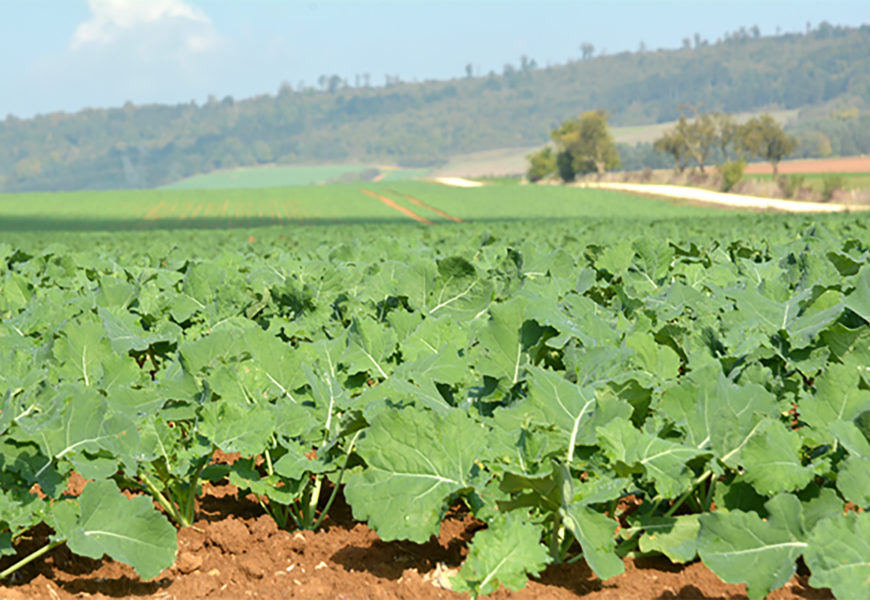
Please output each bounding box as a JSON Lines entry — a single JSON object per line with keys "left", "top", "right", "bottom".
{"left": 0, "top": 477, "right": 833, "bottom": 600}
{"left": 744, "top": 156, "right": 870, "bottom": 174}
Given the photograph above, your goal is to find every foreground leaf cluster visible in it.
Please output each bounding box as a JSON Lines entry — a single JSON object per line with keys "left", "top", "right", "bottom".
{"left": 0, "top": 214, "right": 868, "bottom": 598}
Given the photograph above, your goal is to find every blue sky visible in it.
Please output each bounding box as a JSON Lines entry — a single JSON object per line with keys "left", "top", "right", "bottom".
{"left": 1, "top": 0, "right": 867, "bottom": 118}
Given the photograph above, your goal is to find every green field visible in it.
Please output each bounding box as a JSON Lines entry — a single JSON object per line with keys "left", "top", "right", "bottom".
{"left": 162, "top": 164, "right": 427, "bottom": 190}
{"left": 1, "top": 179, "right": 869, "bottom": 599}
{"left": 0, "top": 182, "right": 715, "bottom": 232}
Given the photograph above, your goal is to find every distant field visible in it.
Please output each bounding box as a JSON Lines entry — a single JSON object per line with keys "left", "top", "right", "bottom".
{"left": 744, "top": 156, "right": 870, "bottom": 175}
{"left": 162, "top": 164, "right": 426, "bottom": 190}
{"left": 611, "top": 109, "right": 799, "bottom": 145}
{"left": 0, "top": 182, "right": 714, "bottom": 232}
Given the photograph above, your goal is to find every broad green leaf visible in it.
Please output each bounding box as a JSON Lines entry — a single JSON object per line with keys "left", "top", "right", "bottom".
{"left": 198, "top": 399, "right": 275, "bottom": 456}
{"left": 740, "top": 420, "right": 815, "bottom": 495}
{"left": 837, "top": 456, "right": 870, "bottom": 507}
{"left": 343, "top": 317, "right": 396, "bottom": 379}
{"left": 624, "top": 332, "right": 680, "bottom": 381}
{"left": 637, "top": 514, "right": 700, "bottom": 564}
{"left": 61, "top": 480, "right": 177, "bottom": 580}
{"left": 26, "top": 387, "right": 137, "bottom": 480}
{"left": 98, "top": 307, "right": 177, "bottom": 354}
{"left": 474, "top": 297, "right": 529, "bottom": 384}
{"left": 508, "top": 366, "right": 630, "bottom": 464}
{"left": 801, "top": 363, "right": 870, "bottom": 442}
{"left": 452, "top": 515, "right": 551, "bottom": 596}
{"left": 427, "top": 256, "right": 493, "bottom": 319}
{"left": 698, "top": 494, "right": 808, "bottom": 600}
{"left": 344, "top": 408, "right": 486, "bottom": 543}
{"left": 659, "top": 369, "right": 779, "bottom": 467}
{"left": 844, "top": 264, "right": 870, "bottom": 322}
{"left": 805, "top": 512, "right": 870, "bottom": 600}
{"left": 53, "top": 318, "right": 110, "bottom": 387}
{"left": 561, "top": 504, "right": 625, "bottom": 580}
{"left": 598, "top": 418, "right": 704, "bottom": 498}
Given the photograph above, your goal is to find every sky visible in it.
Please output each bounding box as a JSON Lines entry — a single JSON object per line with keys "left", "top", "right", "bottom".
{"left": 0, "top": 0, "right": 867, "bottom": 119}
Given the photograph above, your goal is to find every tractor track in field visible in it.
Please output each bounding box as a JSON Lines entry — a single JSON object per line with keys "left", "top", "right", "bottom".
{"left": 361, "top": 189, "right": 433, "bottom": 224}
{"left": 387, "top": 189, "right": 464, "bottom": 223}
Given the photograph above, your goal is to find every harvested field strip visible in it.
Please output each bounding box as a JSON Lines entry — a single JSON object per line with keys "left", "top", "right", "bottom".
{"left": 361, "top": 189, "right": 433, "bottom": 224}
{"left": 387, "top": 189, "right": 464, "bottom": 223}
{"left": 744, "top": 156, "right": 870, "bottom": 175}
{"left": 142, "top": 200, "right": 168, "bottom": 220}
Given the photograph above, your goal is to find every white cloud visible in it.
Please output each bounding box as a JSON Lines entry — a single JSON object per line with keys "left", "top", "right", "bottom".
{"left": 72, "top": 0, "right": 215, "bottom": 51}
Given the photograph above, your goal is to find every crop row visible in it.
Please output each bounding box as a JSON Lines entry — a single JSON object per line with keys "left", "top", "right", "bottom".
{"left": 1, "top": 216, "right": 869, "bottom": 599}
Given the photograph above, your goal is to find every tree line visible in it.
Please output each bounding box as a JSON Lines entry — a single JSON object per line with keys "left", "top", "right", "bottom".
{"left": 527, "top": 107, "right": 797, "bottom": 191}
{"left": 1, "top": 23, "right": 868, "bottom": 192}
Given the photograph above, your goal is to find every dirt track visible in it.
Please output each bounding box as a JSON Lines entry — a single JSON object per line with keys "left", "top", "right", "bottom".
{"left": 579, "top": 182, "right": 867, "bottom": 213}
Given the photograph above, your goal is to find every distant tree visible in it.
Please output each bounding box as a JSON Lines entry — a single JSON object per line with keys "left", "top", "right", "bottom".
{"left": 556, "top": 150, "right": 576, "bottom": 182}
{"left": 675, "top": 107, "right": 717, "bottom": 172}
{"left": 682, "top": 37, "right": 692, "bottom": 50}
{"left": 750, "top": 25, "right": 761, "bottom": 38}
{"left": 317, "top": 75, "right": 327, "bottom": 91}
{"left": 465, "top": 63, "right": 473, "bottom": 78}
{"left": 580, "top": 43, "right": 595, "bottom": 60}
{"left": 526, "top": 147, "right": 556, "bottom": 182}
{"left": 654, "top": 129, "right": 689, "bottom": 173}
{"left": 711, "top": 112, "right": 739, "bottom": 160}
{"left": 519, "top": 55, "right": 536, "bottom": 72}
{"left": 327, "top": 75, "right": 342, "bottom": 93}
{"left": 738, "top": 114, "right": 797, "bottom": 178}
{"left": 551, "top": 109, "right": 620, "bottom": 179}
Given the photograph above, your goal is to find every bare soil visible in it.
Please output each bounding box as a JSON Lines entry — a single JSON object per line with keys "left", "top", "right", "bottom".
{"left": 744, "top": 156, "right": 870, "bottom": 174}
{"left": 0, "top": 480, "right": 833, "bottom": 600}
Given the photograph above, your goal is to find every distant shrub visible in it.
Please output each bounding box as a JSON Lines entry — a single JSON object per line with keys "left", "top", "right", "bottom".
{"left": 526, "top": 147, "right": 556, "bottom": 182}
{"left": 717, "top": 159, "right": 746, "bottom": 192}
{"left": 821, "top": 175, "right": 845, "bottom": 202}
{"left": 777, "top": 174, "right": 805, "bottom": 198}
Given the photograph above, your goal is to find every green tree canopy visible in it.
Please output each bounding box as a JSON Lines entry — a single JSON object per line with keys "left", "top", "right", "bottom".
{"left": 526, "top": 147, "right": 556, "bottom": 182}
{"left": 550, "top": 110, "right": 620, "bottom": 180}
{"left": 738, "top": 114, "right": 798, "bottom": 178}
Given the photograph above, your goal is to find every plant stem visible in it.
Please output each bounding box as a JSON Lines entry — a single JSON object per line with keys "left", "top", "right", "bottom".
{"left": 139, "top": 472, "right": 184, "bottom": 526}
{"left": 664, "top": 471, "right": 711, "bottom": 518}
{"left": 0, "top": 539, "right": 66, "bottom": 580}
{"left": 264, "top": 449, "right": 274, "bottom": 477}
{"left": 181, "top": 457, "right": 209, "bottom": 527}
{"left": 311, "top": 431, "right": 362, "bottom": 531}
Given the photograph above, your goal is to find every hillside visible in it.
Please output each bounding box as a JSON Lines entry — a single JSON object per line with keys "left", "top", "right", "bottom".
{"left": 2, "top": 23, "right": 869, "bottom": 192}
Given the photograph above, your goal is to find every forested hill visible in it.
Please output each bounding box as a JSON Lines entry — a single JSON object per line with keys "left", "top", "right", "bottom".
{"left": 3, "top": 23, "right": 869, "bottom": 192}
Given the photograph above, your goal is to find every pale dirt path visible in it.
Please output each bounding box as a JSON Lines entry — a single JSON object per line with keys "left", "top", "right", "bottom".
{"left": 579, "top": 182, "right": 867, "bottom": 213}
{"left": 430, "top": 177, "right": 485, "bottom": 188}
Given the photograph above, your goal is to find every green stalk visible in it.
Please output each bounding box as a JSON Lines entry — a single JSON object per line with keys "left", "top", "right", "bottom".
{"left": 180, "top": 458, "right": 209, "bottom": 527}
{"left": 264, "top": 449, "right": 275, "bottom": 477}
{"left": 139, "top": 472, "right": 184, "bottom": 526}
{"left": 311, "top": 431, "right": 362, "bottom": 531}
{"left": 548, "top": 512, "right": 564, "bottom": 562}
{"left": 665, "top": 471, "right": 712, "bottom": 518}
{"left": 0, "top": 539, "right": 66, "bottom": 580}
{"left": 703, "top": 476, "right": 717, "bottom": 511}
